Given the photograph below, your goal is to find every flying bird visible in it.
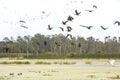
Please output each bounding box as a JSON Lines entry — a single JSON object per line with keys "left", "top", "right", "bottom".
{"left": 48, "top": 24, "right": 53, "bottom": 30}
{"left": 93, "top": 5, "right": 97, "bottom": 9}
{"left": 55, "top": 42, "right": 61, "bottom": 46}
{"left": 20, "top": 25, "right": 28, "bottom": 29}
{"left": 67, "top": 15, "right": 74, "bottom": 21}
{"left": 66, "top": 34, "right": 73, "bottom": 39}
{"left": 44, "top": 41, "right": 47, "bottom": 46}
{"left": 114, "top": 21, "right": 120, "bottom": 26}
{"left": 74, "top": 10, "right": 81, "bottom": 15}
{"left": 71, "top": 42, "right": 75, "bottom": 46}
{"left": 100, "top": 26, "right": 108, "bottom": 30}
{"left": 19, "top": 20, "right": 26, "bottom": 23}
{"left": 78, "top": 43, "right": 81, "bottom": 47}
{"left": 85, "top": 10, "right": 94, "bottom": 12}
{"left": 62, "top": 21, "right": 68, "bottom": 25}
{"left": 108, "top": 59, "right": 115, "bottom": 66}
{"left": 67, "top": 26, "right": 72, "bottom": 32}
{"left": 58, "top": 27, "right": 64, "bottom": 31}
{"left": 80, "top": 25, "right": 93, "bottom": 30}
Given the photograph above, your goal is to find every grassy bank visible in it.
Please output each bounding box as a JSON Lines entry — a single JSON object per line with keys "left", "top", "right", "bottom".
{"left": 0, "top": 52, "right": 120, "bottom": 59}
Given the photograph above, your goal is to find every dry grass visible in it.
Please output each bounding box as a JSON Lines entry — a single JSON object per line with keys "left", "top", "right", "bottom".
{"left": 0, "top": 59, "right": 120, "bottom": 80}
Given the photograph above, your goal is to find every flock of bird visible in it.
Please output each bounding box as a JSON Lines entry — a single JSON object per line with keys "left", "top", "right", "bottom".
{"left": 46, "top": 3, "right": 120, "bottom": 39}
{"left": 1, "top": 0, "right": 119, "bottom": 49}
{"left": 16, "top": 0, "right": 120, "bottom": 48}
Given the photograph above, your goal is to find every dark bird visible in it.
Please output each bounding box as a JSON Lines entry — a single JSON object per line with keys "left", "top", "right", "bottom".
{"left": 114, "top": 21, "right": 120, "bottom": 26}
{"left": 48, "top": 24, "right": 53, "bottom": 30}
{"left": 80, "top": 25, "right": 93, "bottom": 30}
{"left": 85, "top": 10, "right": 94, "bottom": 12}
{"left": 78, "top": 43, "right": 81, "bottom": 47}
{"left": 44, "top": 41, "right": 47, "bottom": 46}
{"left": 19, "top": 20, "right": 26, "bottom": 23}
{"left": 62, "top": 21, "right": 68, "bottom": 25}
{"left": 20, "top": 25, "right": 28, "bottom": 29}
{"left": 67, "top": 15, "right": 74, "bottom": 21}
{"left": 42, "top": 11, "right": 45, "bottom": 14}
{"left": 66, "top": 34, "right": 73, "bottom": 39}
{"left": 74, "top": 10, "right": 81, "bottom": 15}
{"left": 18, "top": 73, "right": 22, "bottom": 76}
{"left": 9, "top": 73, "right": 14, "bottom": 75}
{"left": 71, "top": 42, "right": 75, "bottom": 46}
{"left": 58, "top": 27, "right": 64, "bottom": 31}
{"left": 100, "top": 25, "right": 108, "bottom": 30}
{"left": 93, "top": 5, "right": 97, "bottom": 9}
{"left": 67, "top": 26, "right": 72, "bottom": 32}
{"left": 55, "top": 42, "right": 61, "bottom": 46}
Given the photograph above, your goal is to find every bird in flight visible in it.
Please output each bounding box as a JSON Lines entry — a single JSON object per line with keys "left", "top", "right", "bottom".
{"left": 78, "top": 43, "right": 81, "bottom": 47}
{"left": 48, "top": 24, "right": 53, "bottom": 30}
{"left": 74, "top": 10, "right": 81, "bottom": 16}
{"left": 55, "top": 42, "right": 61, "bottom": 46}
{"left": 100, "top": 25, "right": 108, "bottom": 30}
{"left": 19, "top": 20, "right": 26, "bottom": 23}
{"left": 71, "top": 42, "right": 75, "bottom": 46}
{"left": 80, "top": 25, "right": 93, "bottom": 30}
{"left": 62, "top": 21, "right": 68, "bottom": 25}
{"left": 66, "top": 34, "right": 73, "bottom": 39}
{"left": 108, "top": 59, "right": 115, "bottom": 66}
{"left": 114, "top": 21, "right": 120, "bottom": 26}
{"left": 58, "top": 27, "right": 64, "bottom": 31}
{"left": 44, "top": 41, "right": 47, "bottom": 46}
{"left": 93, "top": 5, "right": 97, "bottom": 9}
{"left": 67, "top": 15, "right": 74, "bottom": 21}
{"left": 85, "top": 10, "right": 94, "bottom": 12}
{"left": 67, "top": 26, "right": 72, "bottom": 32}
{"left": 20, "top": 25, "right": 28, "bottom": 29}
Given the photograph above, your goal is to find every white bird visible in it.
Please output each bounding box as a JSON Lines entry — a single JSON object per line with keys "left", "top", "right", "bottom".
{"left": 108, "top": 59, "right": 115, "bottom": 66}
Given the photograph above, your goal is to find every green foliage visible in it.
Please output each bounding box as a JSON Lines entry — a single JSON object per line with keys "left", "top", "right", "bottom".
{"left": 35, "top": 61, "right": 51, "bottom": 65}
{"left": 0, "top": 61, "right": 30, "bottom": 64}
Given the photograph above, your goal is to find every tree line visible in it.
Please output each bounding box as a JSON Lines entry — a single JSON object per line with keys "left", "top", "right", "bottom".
{"left": 0, "top": 33, "right": 120, "bottom": 55}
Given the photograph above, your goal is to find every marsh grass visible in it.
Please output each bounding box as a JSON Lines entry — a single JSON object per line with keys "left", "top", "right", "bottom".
{"left": 0, "top": 76, "right": 11, "bottom": 80}
{"left": 53, "top": 61, "right": 76, "bottom": 65}
{"left": 0, "top": 61, "right": 30, "bottom": 64}
{"left": 85, "top": 61, "right": 92, "bottom": 64}
{"left": 43, "top": 73, "right": 52, "bottom": 76}
{"left": 108, "top": 75, "right": 120, "bottom": 79}
{"left": 35, "top": 61, "right": 51, "bottom": 65}
{"left": 87, "top": 74, "right": 96, "bottom": 78}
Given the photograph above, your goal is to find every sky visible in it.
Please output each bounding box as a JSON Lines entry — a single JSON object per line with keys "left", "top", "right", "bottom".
{"left": 0, "top": 0, "right": 120, "bottom": 41}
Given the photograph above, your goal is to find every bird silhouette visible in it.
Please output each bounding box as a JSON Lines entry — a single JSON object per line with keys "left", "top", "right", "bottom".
{"left": 80, "top": 25, "right": 93, "bottom": 30}
{"left": 71, "top": 42, "right": 75, "bottom": 45}
{"left": 62, "top": 21, "right": 68, "bottom": 25}
{"left": 55, "top": 42, "right": 61, "bottom": 46}
{"left": 18, "top": 73, "right": 22, "bottom": 76}
{"left": 58, "top": 27, "right": 64, "bottom": 31}
{"left": 74, "top": 10, "right": 81, "bottom": 15}
{"left": 93, "top": 5, "right": 97, "bottom": 9}
{"left": 20, "top": 25, "right": 28, "bottom": 29}
{"left": 44, "top": 41, "right": 47, "bottom": 46}
{"left": 114, "top": 21, "right": 120, "bottom": 26}
{"left": 100, "top": 26, "right": 108, "bottom": 30}
{"left": 9, "top": 73, "right": 14, "bottom": 75}
{"left": 78, "top": 43, "right": 81, "bottom": 47}
{"left": 85, "top": 10, "right": 94, "bottom": 12}
{"left": 48, "top": 24, "right": 53, "bottom": 30}
{"left": 19, "top": 20, "right": 26, "bottom": 23}
{"left": 67, "top": 15, "right": 74, "bottom": 21}
{"left": 66, "top": 34, "right": 73, "bottom": 39}
{"left": 67, "top": 26, "right": 72, "bottom": 32}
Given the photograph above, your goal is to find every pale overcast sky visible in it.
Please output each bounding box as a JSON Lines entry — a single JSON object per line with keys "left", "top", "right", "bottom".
{"left": 0, "top": 0, "right": 120, "bottom": 41}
